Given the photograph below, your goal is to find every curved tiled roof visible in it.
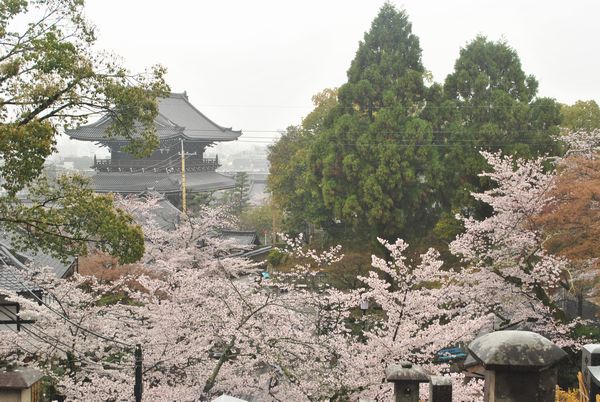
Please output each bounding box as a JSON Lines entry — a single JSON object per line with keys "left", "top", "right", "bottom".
{"left": 89, "top": 171, "right": 236, "bottom": 194}
{"left": 67, "top": 92, "right": 241, "bottom": 143}
{"left": 0, "top": 235, "right": 76, "bottom": 283}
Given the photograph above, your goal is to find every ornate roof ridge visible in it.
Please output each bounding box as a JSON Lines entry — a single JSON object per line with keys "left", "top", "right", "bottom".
{"left": 66, "top": 92, "right": 242, "bottom": 142}
{"left": 174, "top": 90, "right": 242, "bottom": 134}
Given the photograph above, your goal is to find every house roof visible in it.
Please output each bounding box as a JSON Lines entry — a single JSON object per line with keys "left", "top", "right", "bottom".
{"left": 0, "top": 367, "right": 43, "bottom": 389}
{"left": 0, "top": 243, "right": 39, "bottom": 294}
{"left": 0, "top": 233, "right": 76, "bottom": 279}
{"left": 237, "top": 245, "right": 273, "bottom": 259}
{"left": 219, "top": 230, "right": 260, "bottom": 247}
{"left": 131, "top": 193, "right": 181, "bottom": 231}
{"left": 67, "top": 92, "right": 242, "bottom": 143}
{"left": 0, "top": 262, "right": 32, "bottom": 293}
{"left": 89, "top": 171, "right": 235, "bottom": 194}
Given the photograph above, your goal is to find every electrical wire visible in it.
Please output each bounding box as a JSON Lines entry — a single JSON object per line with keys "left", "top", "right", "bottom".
{"left": 192, "top": 103, "right": 565, "bottom": 110}
{"left": 0, "top": 275, "right": 137, "bottom": 371}
{"left": 0, "top": 249, "right": 132, "bottom": 349}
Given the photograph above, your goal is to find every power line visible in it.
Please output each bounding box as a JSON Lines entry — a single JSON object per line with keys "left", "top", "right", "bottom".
{"left": 0, "top": 248, "right": 132, "bottom": 348}
{"left": 223, "top": 140, "right": 560, "bottom": 147}
{"left": 192, "top": 103, "right": 566, "bottom": 110}
{"left": 3, "top": 310, "right": 136, "bottom": 370}
{"left": 0, "top": 251, "right": 147, "bottom": 399}
{"left": 179, "top": 128, "right": 564, "bottom": 134}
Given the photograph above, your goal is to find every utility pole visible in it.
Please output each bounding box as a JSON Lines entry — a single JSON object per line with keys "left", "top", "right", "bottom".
{"left": 271, "top": 191, "right": 276, "bottom": 244}
{"left": 180, "top": 139, "right": 187, "bottom": 213}
{"left": 134, "top": 344, "right": 143, "bottom": 402}
{"left": 179, "top": 139, "right": 196, "bottom": 214}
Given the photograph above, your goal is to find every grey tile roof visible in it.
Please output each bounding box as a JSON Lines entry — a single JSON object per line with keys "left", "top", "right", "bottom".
{"left": 131, "top": 193, "right": 181, "bottom": 231}
{"left": 0, "top": 242, "right": 40, "bottom": 294}
{"left": 0, "top": 367, "right": 43, "bottom": 389}
{"left": 0, "top": 263, "right": 31, "bottom": 293}
{"left": 0, "top": 234, "right": 76, "bottom": 280}
{"left": 239, "top": 246, "right": 272, "bottom": 259}
{"left": 220, "top": 231, "right": 259, "bottom": 247}
{"left": 90, "top": 171, "right": 236, "bottom": 193}
{"left": 67, "top": 92, "right": 241, "bottom": 143}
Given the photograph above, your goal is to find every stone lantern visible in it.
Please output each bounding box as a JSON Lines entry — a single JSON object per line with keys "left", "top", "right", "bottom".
{"left": 385, "top": 361, "right": 430, "bottom": 402}
{"left": 429, "top": 376, "right": 452, "bottom": 402}
{"left": 468, "top": 330, "right": 567, "bottom": 402}
{"left": 582, "top": 344, "right": 600, "bottom": 401}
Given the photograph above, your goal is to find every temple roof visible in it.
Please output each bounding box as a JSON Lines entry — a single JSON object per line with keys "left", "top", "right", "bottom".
{"left": 89, "top": 171, "right": 235, "bottom": 194}
{"left": 67, "top": 92, "right": 241, "bottom": 143}
{"left": 0, "top": 234, "right": 76, "bottom": 282}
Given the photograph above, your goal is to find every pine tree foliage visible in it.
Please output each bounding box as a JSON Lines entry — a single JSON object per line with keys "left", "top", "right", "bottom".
{"left": 309, "top": 4, "right": 441, "bottom": 241}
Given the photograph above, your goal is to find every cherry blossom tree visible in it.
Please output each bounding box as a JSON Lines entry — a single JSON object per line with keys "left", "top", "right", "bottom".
{"left": 1, "top": 136, "right": 595, "bottom": 401}
{"left": 336, "top": 238, "right": 488, "bottom": 401}
{"left": 448, "top": 151, "right": 578, "bottom": 343}
{"left": 0, "top": 197, "right": 357, "bottom": 401}
{"left": 342, "top": 145, "right": 596, "bottom": 400}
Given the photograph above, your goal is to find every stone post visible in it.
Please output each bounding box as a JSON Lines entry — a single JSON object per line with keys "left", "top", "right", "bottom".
{"left": 429, "top": 376, "right": 452, "bottom": 402}
{"left": 468, "top": 330, "right": 567, "bottom": 402}
{"left": 385, "top": 361, "right": 430, "bottom": 402}
{"left": 582, "top": 344, "right": 600, "bottom": 401}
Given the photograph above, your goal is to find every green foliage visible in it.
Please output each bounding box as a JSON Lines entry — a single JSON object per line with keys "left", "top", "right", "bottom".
{"left": 571, "top": 323, "right": 600, "bottom": 342}
{"left": 560, "top": 100, "right": 600, "bottom": 132}
{"left": 267, "top": 88, "right": 340, "bottom": 235}
{"left": 1, "top": 175, "right": 144, "bottom": 264}
{"left": 438, "top": 36, "right": 562, "bottom": 218}
{"left": 238, "top": 203, "right": 275, "bottom": 239}
{"left": 0, "top": 0, "right": 168, "bottom": 262}
{"left": 96, "top": 291, "right": 142, "bottom": 307}
{"left": 302, "top": 88, "right": 338, "bottom": 133}
{"left": 444, "top": 36, "right": 538, "bottom": 104}
{"left": 224, "top": 172, "right": 251, "bottom": 216}
{"left": 266, "top": 248, "right": 286, "bottom": 267}
{"left": 307, "top": 4, "right": 440, "bottom": 241}
{"left": 268, "top": 124, "right": 329, "bottom": 234}
{"left": 0, "top": 121, "right": 55, "bottom": 194}
{"left": 188, "top": 191, "right": 215, "bottom": 212}
{"left": 268, "top": 9, "right": 563, "bottom": 248}
{"left": 432, "top": 212, "right": 464, "bottom": 243}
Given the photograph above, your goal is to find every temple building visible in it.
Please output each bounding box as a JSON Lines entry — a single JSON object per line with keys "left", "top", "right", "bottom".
{"left": 67, "top": 92, "right": 240, "bottom": 204}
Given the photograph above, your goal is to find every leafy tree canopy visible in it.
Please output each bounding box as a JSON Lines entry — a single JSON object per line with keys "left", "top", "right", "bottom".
{"left": 560, "top": 100, "right": 600, "bottom": 132}
{"left": 0, "top": 0, "right": 169, "bottom": 263}
{"left": 269, "top": 11, "right": 564, "bottom": 249}
{"left": 308, "top": 4, "right": 441, "bottom": 242}
{"left": 268, "top": 89, "right": 337, "bottom": 235}
{"left": 438, "top": 36, "right": 562, "bottom": 220}
{"left": 444, "top": 35, "right": 538, "bottom": 104}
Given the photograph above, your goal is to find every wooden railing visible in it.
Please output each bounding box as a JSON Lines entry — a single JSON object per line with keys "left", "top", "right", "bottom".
{"left": 554, "top": 372, "right": 600, "bottom": 402}
{"left": 93, "top": 157, "right": 219, "bottom": 173}
{"left": 579, "top": 371, "right": 589, "bottom": 402}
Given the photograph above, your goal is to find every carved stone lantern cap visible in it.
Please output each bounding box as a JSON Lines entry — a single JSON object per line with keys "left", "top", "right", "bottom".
{"left": 468, "top": 330, "right": 567, "bottom": 371}
{"left": 583, "top": 344, "right": 600, "bottom": 354}
{"left": 385, "top": 361, "right": 430, "bottom": 383}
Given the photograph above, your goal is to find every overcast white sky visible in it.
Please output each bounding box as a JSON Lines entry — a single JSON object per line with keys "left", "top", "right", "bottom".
{"left": 58, "top": 0, "right": 600, "bottom": 157}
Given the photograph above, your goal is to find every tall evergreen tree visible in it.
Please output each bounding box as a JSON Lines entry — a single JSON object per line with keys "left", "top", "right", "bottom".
{"left": 309, "top": 3, "right": 442, "bottom": 242}
{"left": 222, "top": 172, "right": 251, "bottom": 216}
{"left": 438, "top": 36, "right": 562, "bottom": 221}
